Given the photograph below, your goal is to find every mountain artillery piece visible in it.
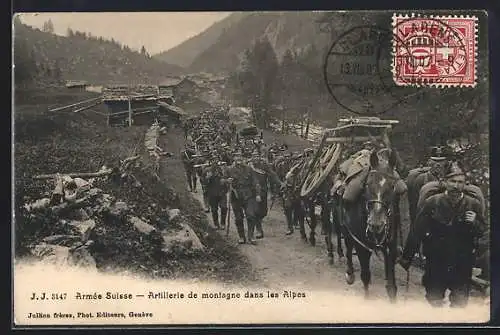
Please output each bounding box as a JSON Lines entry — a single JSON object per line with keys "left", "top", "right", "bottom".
{"left": 299, "top": 117, "right": 399, "bottom": 198}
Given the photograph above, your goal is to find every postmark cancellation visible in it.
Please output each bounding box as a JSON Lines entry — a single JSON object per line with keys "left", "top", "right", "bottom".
{"left": 392, "top": 14, "right": 478, "bottom": 88}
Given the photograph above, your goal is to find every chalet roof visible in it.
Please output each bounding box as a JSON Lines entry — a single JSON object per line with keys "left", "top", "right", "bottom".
{"left": 158, "top": 85, "right": 174, "bottom": 97}
{"left": 102, "top": 84, "right": 159, "bottom": 102}
{"left": 66, "top": 80, "right": 88, "bottom": 88}
{"left": 159, "top": 78, "right": 183, "bottom": 87}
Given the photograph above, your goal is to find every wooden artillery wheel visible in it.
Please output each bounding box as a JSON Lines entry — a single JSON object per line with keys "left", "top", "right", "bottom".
{"left": 300, "top": 142, "right": 342, "bottom": 198}
{"left": 299, "top": 117, "right": 399, "bottom": 198}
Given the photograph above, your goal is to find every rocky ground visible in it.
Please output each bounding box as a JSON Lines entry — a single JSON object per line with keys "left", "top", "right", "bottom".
{"left": 14, "top": 88, "right": 257, "bottom": 285}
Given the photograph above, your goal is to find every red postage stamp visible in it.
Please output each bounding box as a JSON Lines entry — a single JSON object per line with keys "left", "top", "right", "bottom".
{"left": 392, "top": 14, "right": 478, "bottom": 87}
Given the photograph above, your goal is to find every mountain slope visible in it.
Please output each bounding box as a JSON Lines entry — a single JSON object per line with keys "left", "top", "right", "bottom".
{"left": 187, "top": 12, "right": 332, "bottom": 74}
{"left": 153, "top": 13, "right": 248, "bottom": 68}
{"left": 14, "top": 21, "right": 185, "bottom": 86}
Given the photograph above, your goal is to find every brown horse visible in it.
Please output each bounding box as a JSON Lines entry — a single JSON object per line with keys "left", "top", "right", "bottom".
{"left": 338, "top": 148, "right": 407, "bottom": 302}
{"left": 278, "top": 153, "right": 345, "bottom": 265}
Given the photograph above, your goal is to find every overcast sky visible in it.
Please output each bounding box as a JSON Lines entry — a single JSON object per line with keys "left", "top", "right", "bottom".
{"left": 17, "top": 12, "right": 231, "bottom": 54}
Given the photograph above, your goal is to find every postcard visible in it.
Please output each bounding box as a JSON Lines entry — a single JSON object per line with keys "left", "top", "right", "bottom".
{"left": 13, "top": 10, "right": 490, "bottom": 326}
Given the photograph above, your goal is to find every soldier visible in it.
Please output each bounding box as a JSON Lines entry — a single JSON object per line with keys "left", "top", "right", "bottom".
{"left": 223, "top": 151, "right": 263, "bottom": 245}
{"left": 248, "top": 150, "right": 285, "bottom": 239}
{"left": 181, "top": 144, "right": 198, "bottom": 192}
{"left": 406, "top": 146, "right": 450, "bottom": 260}
{"left": 219, "top": 144, "right": 234, "bottom": 166}
{"left": 412, "top": 146, "right": 449, "bottom": 190}
{"left": 267, "top": 147, "right": 277, "bottom": 164}
{"left": 282, "top": 154, "right": 307, "bottom": 235}
{"left": 398, "top": 161, "right": 488, "bottom": 308}
{"left": 202, "top": 154, "right": 228, "bottom": 230}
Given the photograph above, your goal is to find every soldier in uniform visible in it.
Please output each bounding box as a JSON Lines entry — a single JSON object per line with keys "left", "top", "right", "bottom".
{"left": 406, "top": 146, "right": 450, "bottom": 261}
{"left": 181, "top": 144, "right": 198, "bottom": 192}
{"left": 248, "top": 150, "right": 285, "bottom": 239}
{"left": 218, "top": 144, "right": 233, "bottom": 166}
{"left": 282, "top": 154, "right": 307, "bottom": 235}
{"left": 398, "top": 161, "right": 488, "bottom": 308}
{"left": 408, "top": 147, "right": 449, "bottom": 206}
{"left": 223, "top": 151, "right": 263, "bottom": 245}
{"left": 202, "top": 154, "right": 228, "bottom": 230}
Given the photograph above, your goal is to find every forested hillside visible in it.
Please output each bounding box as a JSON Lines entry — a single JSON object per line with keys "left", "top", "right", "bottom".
{"left": 223, "top": 11, "right": 489, "bottom": 164}
{"left": 13, "top": 16, "right": 184, "bottom": 88}
{"left": 153, "top": 12, "right": 247, "bottom": 68}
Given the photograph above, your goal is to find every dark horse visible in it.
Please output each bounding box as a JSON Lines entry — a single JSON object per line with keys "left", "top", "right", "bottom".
{"left": 334, "top": 148, "right": 407, "bottom": 302}
{"left": 278, "top": 154, "right": 345, "bottom": 265}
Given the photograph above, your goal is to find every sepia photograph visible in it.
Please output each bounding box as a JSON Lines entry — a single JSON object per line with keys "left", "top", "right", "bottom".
{"left": 12, "top": 10, "right": 490, "bottom": 326}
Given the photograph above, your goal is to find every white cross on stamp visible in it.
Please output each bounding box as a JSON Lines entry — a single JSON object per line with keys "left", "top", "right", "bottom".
{"left": 392, "top": 14, "right": 478, "bottom": 87}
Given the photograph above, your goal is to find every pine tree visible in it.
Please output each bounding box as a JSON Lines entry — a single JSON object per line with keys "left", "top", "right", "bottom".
{"left": 249, "top": 37, "right": 279, "bottom": 128}
{"left": 276, "top": 49, "right": 299, "bottom": 133}
{"left": 13, "top": 15, "right": 22, "bottom": 27}
{"left": 14, "top": 37, "right": 38, "bottom": 85}
{"left": 42, "top": 19, "right": 54, "bottom": 33}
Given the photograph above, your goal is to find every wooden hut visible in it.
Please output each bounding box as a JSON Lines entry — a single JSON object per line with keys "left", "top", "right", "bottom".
{"left": 158, "top": 78, "right": 182, "bottom": 98}
{"left": 158, "top": 77, "right": 198, "bottom": 101}
{"left": 102, "top": 84, "right": 160, "bottom": 126}
{"left": 66, "top": 80, "right": 89, "bottom": 92}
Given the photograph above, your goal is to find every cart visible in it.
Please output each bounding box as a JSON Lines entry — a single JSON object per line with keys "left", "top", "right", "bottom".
{"left": 299, "top": 117, "right": 400, "bottom": 198}
{"left": 235, "top": 124, "right": 264, "bottom": 148}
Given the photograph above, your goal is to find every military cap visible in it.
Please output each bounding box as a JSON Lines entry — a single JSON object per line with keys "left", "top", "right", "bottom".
{"left": 430, "top": 146, "right": 447, "bottom": 162}
{"left": 444, "top": 161, "right": 465, "bottom": 178}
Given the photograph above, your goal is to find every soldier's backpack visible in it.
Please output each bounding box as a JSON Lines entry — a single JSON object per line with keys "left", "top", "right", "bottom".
{"left": 406, "top": 166, "right": 431, "bottom": 192}
{"left": 341, "top": 150, "right": 371, "bottom": 202}
{"left": 417, "top": 181, "right": 486, "bottom": 216}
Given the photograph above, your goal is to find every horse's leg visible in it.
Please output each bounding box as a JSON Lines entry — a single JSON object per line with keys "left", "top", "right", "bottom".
{"left": 333, "top": 200, "right": 345, "bottom": 261}
{"left": 344, "top": 231, "right": 355, "bottom": 285}
{"left": 322, "top": 202, "right": 334, "bottom": 264}
{"left": 384, "top": 245, "right": 398, "bottom": 303}
{"left": 185, "top": 170, "right": 193, "bottom": 191}
{"left": 297, "top": 201, "right": 307, "bottom": 242}
{"left": 293, "top": 197, "right": 301, "bottom": 229}
{"left": 283, "top": 198, "right": 294, "bottom": 235}
{"left": 356, "top": 245, "right": 372, "bottom": 299}
{"left": 324, "top": 209, "right": 334, "bottom": 265}
{"left": 192, "top": 172, "right": 198, "bottom": 192}
{"left": 308, "top": 203, "right": 317, "bottom": 247}
{"left": 307, "top": 205, "right": 318, "bottom": 247}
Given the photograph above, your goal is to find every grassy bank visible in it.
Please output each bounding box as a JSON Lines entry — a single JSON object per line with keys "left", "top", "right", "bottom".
{"left": 14, "top": 88, "right": 257, "bottom": 284}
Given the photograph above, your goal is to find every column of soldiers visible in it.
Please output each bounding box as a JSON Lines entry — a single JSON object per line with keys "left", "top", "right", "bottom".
{"left": 181, "top": 110, "right": 288, "bottom": 244}
{"left": 181, "top": 111, "right": 489, "bottom": 307}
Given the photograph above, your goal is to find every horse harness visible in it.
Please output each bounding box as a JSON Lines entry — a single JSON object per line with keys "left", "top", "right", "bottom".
{"left": 342, "top": 168, "right": 403, "bottom": 257}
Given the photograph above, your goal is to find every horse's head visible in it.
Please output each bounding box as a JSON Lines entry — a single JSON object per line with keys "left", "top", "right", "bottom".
{"left": 364, "top": 148, "right": 399, "bottom": 246}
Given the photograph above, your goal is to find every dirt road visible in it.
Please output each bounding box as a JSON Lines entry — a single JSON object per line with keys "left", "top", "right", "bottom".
{"left": 191, "top": 188, "right": 429, "bottom": 301}
{"left": 159, "top": 127, "right": 486, "bottom": 308}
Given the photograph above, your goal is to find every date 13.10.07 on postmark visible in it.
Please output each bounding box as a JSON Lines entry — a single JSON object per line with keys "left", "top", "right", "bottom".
{"left": 392, "top": 14, "right": 478, "bottom": 87}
